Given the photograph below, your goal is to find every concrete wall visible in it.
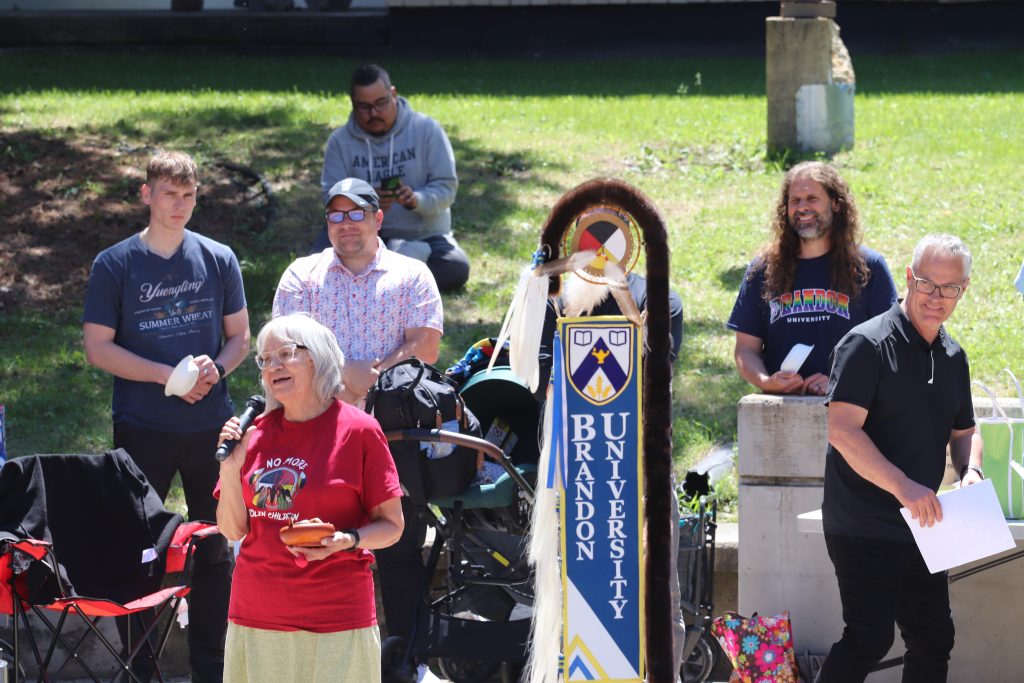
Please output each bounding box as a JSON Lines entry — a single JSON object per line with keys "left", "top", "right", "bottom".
{"left": 0, "top": 0, "right": 992, "bottom": 6}
{"left": 0, "top": 0, "right": 387, "bottom": 9}
{"left": 0, "top": 0, "right": 765, "bottom": 7}
{"left": 738, "top": 394, "right": 1024, "bottom": 681}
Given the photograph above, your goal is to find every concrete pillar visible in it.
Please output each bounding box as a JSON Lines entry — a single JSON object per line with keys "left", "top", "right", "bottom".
{"left": 737, "top": 394, "right": 1024, "bottom": 681}
{"left": 766, "top": 2, "right": 855, "bottom": 155}
{"left": 735, "top": 395, "right": 890, "bottom": 678}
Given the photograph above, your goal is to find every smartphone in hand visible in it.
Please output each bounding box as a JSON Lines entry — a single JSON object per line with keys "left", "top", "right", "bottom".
{"left": 380, "top": 175, "right": 402, "bottom": 195}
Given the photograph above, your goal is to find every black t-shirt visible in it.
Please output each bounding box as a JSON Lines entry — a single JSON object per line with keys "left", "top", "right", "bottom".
{"left": 822, "top": 302, "right": 975, "bottom": 541}
{"left": 726, "top": 248, "right": 897, "bottom": 378}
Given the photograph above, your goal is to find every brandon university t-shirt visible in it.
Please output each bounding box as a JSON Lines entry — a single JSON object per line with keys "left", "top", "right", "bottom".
{"left": 218, "top": 401, "right": 402, "bottom": 633}
{"left": 726, "top": 247, "right": 897, "bottom": 378}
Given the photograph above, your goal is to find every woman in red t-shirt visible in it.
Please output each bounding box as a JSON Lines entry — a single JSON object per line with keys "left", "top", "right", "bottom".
{"left": 216, "top": 314, "right": 404, "bottom": 682}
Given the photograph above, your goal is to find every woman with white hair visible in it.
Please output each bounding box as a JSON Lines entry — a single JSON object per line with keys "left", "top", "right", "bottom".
{"left": 215, "top": 313, "right": 404, "bottom": 682}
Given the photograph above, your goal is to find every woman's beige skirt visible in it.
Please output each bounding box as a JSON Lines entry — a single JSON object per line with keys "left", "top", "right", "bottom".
{"left": 224, "top": 622, "right": 381, "bottom": 683}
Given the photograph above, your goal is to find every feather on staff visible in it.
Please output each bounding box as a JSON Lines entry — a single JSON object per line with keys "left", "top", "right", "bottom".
{"left": 527, "top": 394, "right": 562, "bottom": 683}
{"left": 490, "top": 250, "right": 598, "bottom": 392}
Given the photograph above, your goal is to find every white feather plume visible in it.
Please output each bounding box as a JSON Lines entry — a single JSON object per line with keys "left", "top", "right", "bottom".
{"left": 561, "top": 273, "right": 611, "bottom": 318}
{"left": 489, "top": 263, "right": 549, "bottom": 392}
{"left": 526, "top": 396, "right": 563, "bottom": 683}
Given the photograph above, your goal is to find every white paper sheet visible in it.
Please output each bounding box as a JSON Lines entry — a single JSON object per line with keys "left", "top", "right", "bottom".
{"left": 779, "top": 343, "right": 814, "bottom": 374}
{"left": 900, "top": 478, "right": 1015, "bottom": 574}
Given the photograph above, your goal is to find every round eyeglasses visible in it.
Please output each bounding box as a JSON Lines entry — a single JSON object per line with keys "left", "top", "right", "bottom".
{"left": 254, "top": 343, "right": 309, "bottom": 370}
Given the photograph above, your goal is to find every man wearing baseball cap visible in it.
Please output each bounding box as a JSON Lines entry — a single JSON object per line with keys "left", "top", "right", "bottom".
{"left": 273, "top": 177, "right": 443, "bottom": 405}
{"left": 273, "top": 179, "right": 444, "bottom": 681}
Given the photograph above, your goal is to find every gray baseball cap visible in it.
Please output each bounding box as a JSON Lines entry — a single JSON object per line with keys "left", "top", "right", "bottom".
{"left": 325, "top": 178, "right": 379, "bottom": 209}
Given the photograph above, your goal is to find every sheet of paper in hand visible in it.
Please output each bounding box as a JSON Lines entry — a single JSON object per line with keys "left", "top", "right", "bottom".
{"left": 899, "top": 478, "right": 1015, "bottom": 574}
{"left": 779, "top": 343, "right": 814, "bottom": 374}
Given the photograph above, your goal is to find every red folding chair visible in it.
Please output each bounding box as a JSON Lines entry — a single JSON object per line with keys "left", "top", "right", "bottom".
{"left": 0, "top": 451, "right": 219, "bottom": 682}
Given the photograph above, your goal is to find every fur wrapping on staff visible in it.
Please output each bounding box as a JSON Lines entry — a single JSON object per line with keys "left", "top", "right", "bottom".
{"left": 538, "top": 178, "right": 677, "bottom": 682}
{"left": 526, "top": 396, "right": 562, "bottom": 683}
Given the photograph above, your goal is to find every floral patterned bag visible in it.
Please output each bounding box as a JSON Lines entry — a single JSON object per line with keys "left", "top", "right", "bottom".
{"left": 710, "top": 611, "right": 800, "bottom": 683}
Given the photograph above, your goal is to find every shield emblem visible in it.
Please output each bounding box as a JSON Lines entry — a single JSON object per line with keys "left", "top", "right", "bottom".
{"left": 566, "top": 323, "right": 633, "bottom": 405}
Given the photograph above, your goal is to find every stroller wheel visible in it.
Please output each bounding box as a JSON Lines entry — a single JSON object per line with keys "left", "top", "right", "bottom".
{"left": 437, "top": 657, "right": 501, "bottom": 683}
{"left": 679, "top": 633, "right": 716, "bottom": 683}
{"left": 381, "top": 636, "right": 416, "bottom": 683}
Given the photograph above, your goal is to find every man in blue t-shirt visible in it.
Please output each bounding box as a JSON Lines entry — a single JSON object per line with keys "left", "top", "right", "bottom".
{"left": 83, "top": 151, "right": 250, "bottom": 683}
{"left": 727, "top": 161, "right": 898, "bottom": 396}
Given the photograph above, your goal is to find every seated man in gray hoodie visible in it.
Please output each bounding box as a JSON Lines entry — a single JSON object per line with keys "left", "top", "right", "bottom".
{"left": 319, "top": 63, "right": 470, "bottom": 292}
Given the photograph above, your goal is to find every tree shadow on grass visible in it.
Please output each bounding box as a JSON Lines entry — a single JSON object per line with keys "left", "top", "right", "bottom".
{"left": 64, "top": 100, "right": 565, "bottom": 363}
{"left": 0, "top": 130, "right": 142, "bottom": 311}
{"left": 449, "top": 133, "right": 565, "bottom": 256}
{"left": 0, "top": 128, "right": 273, "bottom": 313}
{"left": 718, "top": 264, "right": 749, "bottom": 292}
{"left": 674, "top": 315, "right": 747, "bottom": 442}
{"left": 98, "top": 103, "right": 331, "bottom": 176}
{"left": 438, "top": 132, "right": 568, "bottom": 358}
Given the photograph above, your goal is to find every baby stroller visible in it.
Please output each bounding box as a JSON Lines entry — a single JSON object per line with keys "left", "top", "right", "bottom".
{"left": 377, "top": 364, "right": 540, "bottom": 683}
{"left": 677, "top": 478, "right": 720, "bottom": 683}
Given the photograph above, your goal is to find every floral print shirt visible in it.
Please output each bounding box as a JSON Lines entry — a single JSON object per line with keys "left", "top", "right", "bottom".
{"left": 272, "top": 240, "right": 442, "bottom": 363}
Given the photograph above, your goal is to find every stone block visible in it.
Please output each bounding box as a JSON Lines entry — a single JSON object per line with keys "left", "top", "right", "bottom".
{"left": 737, "top": 394, "right": 827, "bottom": 480}
{"left": 738, "top": 483, "right": 902, "bottom": 681}
{"left": 766, "top": 16, "right": 853, "bottom": 155}
{"left": 975, "top": 396, "right": 1024, "bottom": 419}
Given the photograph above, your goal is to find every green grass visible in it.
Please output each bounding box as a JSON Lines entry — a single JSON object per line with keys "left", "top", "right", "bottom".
{"left": 2, "top": 50, "right": 1024, "bottom": 518}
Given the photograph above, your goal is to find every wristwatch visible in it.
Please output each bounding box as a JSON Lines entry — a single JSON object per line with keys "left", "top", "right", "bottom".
{"left": 214, "top": 362, "right": 227, "bottom": 379}
{"left": 959, "top": 464, "right": 984, "bottom": 480}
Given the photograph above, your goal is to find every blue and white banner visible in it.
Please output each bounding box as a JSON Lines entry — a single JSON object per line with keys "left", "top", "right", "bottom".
{"left": 556, "top": 316, "right": 644, "bottom": 682}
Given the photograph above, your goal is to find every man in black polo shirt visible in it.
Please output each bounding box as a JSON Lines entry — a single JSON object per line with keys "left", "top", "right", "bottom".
{"left": 818, "top": 234, "right": 983, "bottom": 682}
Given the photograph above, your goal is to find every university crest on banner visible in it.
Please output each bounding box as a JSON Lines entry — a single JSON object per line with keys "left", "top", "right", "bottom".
{"left": 555, "top": 315, "right": 644, "bottom": 682}
{"left": 566, "top": 323, "right": 634, "bottom": 406}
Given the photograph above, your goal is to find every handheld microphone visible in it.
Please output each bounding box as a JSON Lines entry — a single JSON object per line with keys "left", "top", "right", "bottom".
{"left": 215, "top": 395, "right": 267, "bottom": 461}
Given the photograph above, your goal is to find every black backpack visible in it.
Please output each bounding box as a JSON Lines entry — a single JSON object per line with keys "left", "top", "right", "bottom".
{"left": 365, "top": 358, "right": 481, "bottom": 503}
